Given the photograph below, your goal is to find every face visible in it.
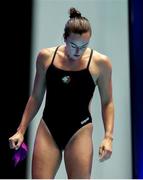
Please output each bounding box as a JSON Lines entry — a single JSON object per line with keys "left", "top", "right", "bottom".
{"left": 64, "top": 32, "right": 91, "bottom": 61}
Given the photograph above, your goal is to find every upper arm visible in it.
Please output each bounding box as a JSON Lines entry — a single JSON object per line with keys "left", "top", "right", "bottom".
{"left": 97, "top": 56, "right": 113, "bottom": 106}
{"left": 31, "top": 49, "right": 50, "bottom": 102}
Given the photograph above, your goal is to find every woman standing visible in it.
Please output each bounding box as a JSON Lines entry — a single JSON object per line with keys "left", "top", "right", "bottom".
{"left": 9, "top": 7, "right": 114, "bottom": 179}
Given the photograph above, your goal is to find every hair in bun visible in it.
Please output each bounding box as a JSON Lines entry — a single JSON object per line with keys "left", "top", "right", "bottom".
{"left": 69, "top": 8, "right": 81, "bottom": 18}
{"left": 63, "top": 7, "right": 92, "bottom": 39}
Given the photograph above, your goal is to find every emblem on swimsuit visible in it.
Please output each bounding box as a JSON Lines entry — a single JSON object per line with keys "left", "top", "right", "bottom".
{"left": 62, "top": 76, "right": 71, "bottom": 84}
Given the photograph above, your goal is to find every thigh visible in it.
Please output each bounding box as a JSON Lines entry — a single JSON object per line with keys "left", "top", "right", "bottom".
{"left": 64, "top": 123, "right": 93, "bottom": 179}
{"left": 32, "top": 119, "right": 62, "bottom": 179}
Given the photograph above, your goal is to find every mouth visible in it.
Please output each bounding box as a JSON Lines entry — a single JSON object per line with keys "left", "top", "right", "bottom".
{"left": 74, "top": 54, "right": 80, "bottom": 57}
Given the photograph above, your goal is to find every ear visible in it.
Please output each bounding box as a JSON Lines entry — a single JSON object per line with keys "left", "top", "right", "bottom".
{"left": 64, "top": 37, "right": 67, "bottom": 43}
{"left": 63, "top": 34, "right": 65, "bottom": 42}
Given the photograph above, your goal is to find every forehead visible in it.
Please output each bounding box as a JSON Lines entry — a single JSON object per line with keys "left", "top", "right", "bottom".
{"left": 67, "top": 32, "right": 90, "bottom": 45}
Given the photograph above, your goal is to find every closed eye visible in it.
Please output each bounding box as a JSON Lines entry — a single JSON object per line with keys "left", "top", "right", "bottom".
{"left": 80, "top": 46, "right": 87, "bottom": 49}
{"left": 71, "top": 45, "right": 76, "bottom": 48}
{"left": 71, "top": 45, "right": 87, "bottom": 49}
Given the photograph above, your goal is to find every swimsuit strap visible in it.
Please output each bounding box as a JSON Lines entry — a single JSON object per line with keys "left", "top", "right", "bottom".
{"left": 86, "top": 49, "right": 93, "bottom": 69}
{"left": 51, "top": 46, "right": 60, "bottom": 65}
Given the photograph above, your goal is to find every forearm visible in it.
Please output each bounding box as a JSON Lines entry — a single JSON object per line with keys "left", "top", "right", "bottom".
{"left": 101, "top": 101, "right": 114, "bottom": 139}
{"left": 17, "top": 96, "right": 42, "bottom": 135}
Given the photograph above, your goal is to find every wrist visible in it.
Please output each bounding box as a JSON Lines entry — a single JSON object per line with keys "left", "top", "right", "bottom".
{"left": 17, "top": 126, "right": 26, "bottom": 136}
{"left": 104, "top": 134, "right": 113, "bottom": 141}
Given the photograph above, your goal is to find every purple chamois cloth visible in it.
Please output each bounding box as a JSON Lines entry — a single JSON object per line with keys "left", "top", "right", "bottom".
{"left": 12, "top": 142, "right": 28, "bottom": 167}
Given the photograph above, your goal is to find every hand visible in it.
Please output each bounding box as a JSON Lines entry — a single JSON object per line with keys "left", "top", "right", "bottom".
{"left": 9, "top": 131, "right": 24, "bottom": 150}
{"left": 99, "top": 136, "right": 113, "bottom": 162}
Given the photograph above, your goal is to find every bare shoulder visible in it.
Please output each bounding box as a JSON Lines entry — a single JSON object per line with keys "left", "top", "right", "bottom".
{"left": 36, "top": 47, "right": 57, "bottom": 70}
{"left": 92, "top": 50, "right": 112, "bottom": 73}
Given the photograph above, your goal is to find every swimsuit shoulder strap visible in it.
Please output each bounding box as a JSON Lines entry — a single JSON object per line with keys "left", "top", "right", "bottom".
{"left": 51, "top": 46, "right": 60, "bottom": 65}
{"left": 86, "top": 49, "right": 93, "bottom": 69}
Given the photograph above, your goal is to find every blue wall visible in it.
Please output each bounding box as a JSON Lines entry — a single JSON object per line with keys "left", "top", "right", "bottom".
{"left": 129, "top": 0, "right": 143, "bottom": 178}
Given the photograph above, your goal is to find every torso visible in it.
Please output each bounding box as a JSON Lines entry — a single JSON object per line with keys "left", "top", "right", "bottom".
{"left": 42, "top": 45, "right": 104, "bottom": 85}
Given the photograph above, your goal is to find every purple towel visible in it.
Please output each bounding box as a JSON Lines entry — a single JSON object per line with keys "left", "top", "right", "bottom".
{"left": 12, "top": 142, "right": 28, "bottom": 167}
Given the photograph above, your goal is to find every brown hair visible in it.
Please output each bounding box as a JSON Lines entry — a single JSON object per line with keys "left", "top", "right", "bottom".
{"left": 63, "top": 7, "right": 92, "bottom": 39}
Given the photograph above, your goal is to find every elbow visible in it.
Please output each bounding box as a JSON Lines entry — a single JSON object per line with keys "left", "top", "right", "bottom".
{"left": 101, "top": 98, "right": 114, "bottom": 108}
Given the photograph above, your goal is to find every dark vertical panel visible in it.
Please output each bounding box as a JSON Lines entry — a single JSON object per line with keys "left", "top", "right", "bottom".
{"left": 1, "top": 0, "right": 33, "bottom": 178}
{"left": 129, "top": 0, "right": 143, "bottom": 178}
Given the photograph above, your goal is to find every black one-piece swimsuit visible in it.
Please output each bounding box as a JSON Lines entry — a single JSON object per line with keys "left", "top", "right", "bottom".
{"left": 42, "top": 46, "right": 96, "bottom": 150}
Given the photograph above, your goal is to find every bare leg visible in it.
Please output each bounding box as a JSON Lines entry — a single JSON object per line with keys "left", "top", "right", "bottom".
{"left": 32, "top": 119, "right": 62, "bottom": 179}
{"left": 64, "top": 123, "right": 93, "bottom": 179}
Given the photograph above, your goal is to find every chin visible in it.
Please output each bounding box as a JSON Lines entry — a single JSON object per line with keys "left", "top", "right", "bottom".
{"left": 68, "top": 54, "right": 81, "bottom": 61}
{"left": 73, "top": 55, "right": 81, "bottom": 60}
{"left": 71, "top": 57, "right": 80, "bottom": 61}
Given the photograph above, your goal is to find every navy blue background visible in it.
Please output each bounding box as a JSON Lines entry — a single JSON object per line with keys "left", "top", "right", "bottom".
{"left": 129, "top": 0, "right": 143, "bottom": 178}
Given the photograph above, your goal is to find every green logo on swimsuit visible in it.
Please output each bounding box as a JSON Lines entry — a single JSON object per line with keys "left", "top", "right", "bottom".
{"left": 62, "top": 76, "right": 71, "bottom": 84}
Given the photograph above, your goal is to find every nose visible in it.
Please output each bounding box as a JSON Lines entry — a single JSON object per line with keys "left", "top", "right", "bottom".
{"left": 75, "top": 47, "right": 80, "bottom": 54}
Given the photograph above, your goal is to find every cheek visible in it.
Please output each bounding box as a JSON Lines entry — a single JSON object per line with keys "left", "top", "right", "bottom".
{"left": 67, "top": 47, "right": 75, "bottom": 55}
{"left": 78, "top": 48, "right": 86, "bottom": 55}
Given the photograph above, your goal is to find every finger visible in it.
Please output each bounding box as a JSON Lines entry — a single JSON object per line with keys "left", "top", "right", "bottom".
{"left": 9, "top": 139, "right": 16, "bottom": 149}
{"left": 99, "top": 145, "right": 105, "bottom": 154}
{"left": 100, "top": 150, "right": 112, "bottom": 161}
{"left": 10, "top": 137, "right": 19, "bottom": 149}
{"left": 15, "top": 146, "right": 19, "bottom": 150}
{"left": 99, "top": 148, "right": 105, "bottom": 160}
{"left": 15, "top": 140, "right": 23, "bottom": 150}
{"left": 99, "top": 146, "right": 104, "bottom": 156}
{"left": 105, "top": 150, "right": 112, "bottom": 159}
